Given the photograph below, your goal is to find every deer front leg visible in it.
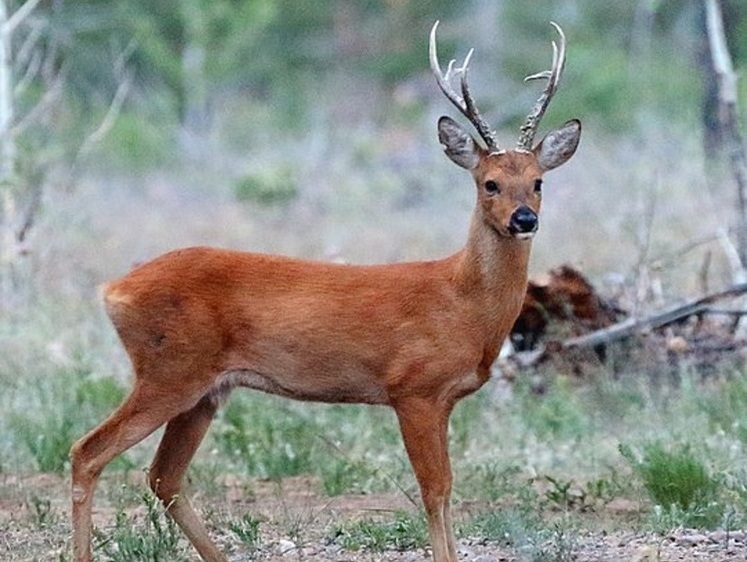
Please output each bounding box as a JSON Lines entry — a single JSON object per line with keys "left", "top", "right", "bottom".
{"left": 393, "top": 396, "right": 457, "bottom": 562}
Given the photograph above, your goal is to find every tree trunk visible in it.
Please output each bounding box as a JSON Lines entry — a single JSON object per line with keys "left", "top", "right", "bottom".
{"left": 704, "top": 0, "right": 747, "bottom": 266}
{"left": 0, "top": 0, "right": 17, "bottom": 305}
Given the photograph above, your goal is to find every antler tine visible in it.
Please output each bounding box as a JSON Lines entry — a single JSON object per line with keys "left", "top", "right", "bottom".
{"left": 517, "top": 22, "right": 567, "bottom": 151}
{"left": 429, "top": 21, "right": 499, "bottom": 151}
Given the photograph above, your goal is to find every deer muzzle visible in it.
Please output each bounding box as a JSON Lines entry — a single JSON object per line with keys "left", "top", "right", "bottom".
{"left": 508, "top": 206, "right": 538, "bottom": 238}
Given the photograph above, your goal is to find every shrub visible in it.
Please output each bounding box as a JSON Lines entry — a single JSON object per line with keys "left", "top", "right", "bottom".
{"left": 620, "top": 442, "right": 722, "bottom": 528}
{"left": 234, "top": 167, "right": 298, "bottom": 206}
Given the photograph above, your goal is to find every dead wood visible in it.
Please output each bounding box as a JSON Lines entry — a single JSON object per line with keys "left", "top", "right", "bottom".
{"left": 506, "top": 281, "right": 747, "bottom": 370}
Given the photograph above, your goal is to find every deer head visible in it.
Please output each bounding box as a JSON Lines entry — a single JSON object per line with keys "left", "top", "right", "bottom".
{"left": 430, "top": 21, "right": 581, "bottom": 239}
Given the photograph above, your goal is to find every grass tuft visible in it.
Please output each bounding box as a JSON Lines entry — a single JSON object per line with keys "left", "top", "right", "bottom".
{"left": 93, "top": 488, "right": 189, "bottom": 562}
{"left": 620, "top": 441, "right": 722, "bottom": 528}
{"left": 331, "top": 511, "right": 428, "bottom": 552}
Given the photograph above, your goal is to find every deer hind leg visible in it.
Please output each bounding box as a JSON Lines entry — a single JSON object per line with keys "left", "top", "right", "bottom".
{"left": 148, "top": 395, "right": 226, "bottom": 562}
{"left": 70, "top": 381, "right": 209, "bottom": 562}
{"left": 394, "top": 397, "right": 458, "bottom": 562}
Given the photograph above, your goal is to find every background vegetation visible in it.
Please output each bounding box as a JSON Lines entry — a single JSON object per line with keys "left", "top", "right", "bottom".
{"left": 2, "top": 1, "right": 747, "bottom": 560}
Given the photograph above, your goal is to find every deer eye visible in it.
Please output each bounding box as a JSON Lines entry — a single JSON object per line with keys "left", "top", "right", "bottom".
{"left": 484, "top": 180, "right": 500, "bottom": 195}
{"left": 534, "top": 179, "right": 543, "bottom": 194}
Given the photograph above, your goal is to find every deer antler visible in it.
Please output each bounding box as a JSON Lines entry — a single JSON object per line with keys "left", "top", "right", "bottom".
{"left": 429, "top": 20, "right": 500, "bottom": 152}
{"left": 516, "top": 22, "right": 567, "bottom": 151}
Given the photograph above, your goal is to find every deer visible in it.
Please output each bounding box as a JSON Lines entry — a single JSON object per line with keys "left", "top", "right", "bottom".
{"left": 70, "top": 20, "right": 580, "bottom": 562}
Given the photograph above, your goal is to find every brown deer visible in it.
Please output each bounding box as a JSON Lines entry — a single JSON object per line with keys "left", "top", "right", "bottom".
{"left": 70, "top": 21, "right": 580, "bottom": 562}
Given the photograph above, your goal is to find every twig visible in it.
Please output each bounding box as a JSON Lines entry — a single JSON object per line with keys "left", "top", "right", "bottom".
{"left": 702, "top": 308, "right": 747, "bottom": 317}
{"left": 75, "top": 40, "right": 136, "bottom": 161}
{"left": 10, "top": 64, "right": 66, "bottom": 135}
{"left": 563, "top": 282, "right": 747, "bottom": 350}
{"left": 1, "top": 0, "right": 43, "bottom": 37}
{"left": 76, "top": 71, "right": 133, "bottom": 158}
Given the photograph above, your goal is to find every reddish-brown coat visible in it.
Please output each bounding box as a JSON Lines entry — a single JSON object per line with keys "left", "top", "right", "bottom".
{"left": 70, "top": 25, "right": 581, "bottom": 562}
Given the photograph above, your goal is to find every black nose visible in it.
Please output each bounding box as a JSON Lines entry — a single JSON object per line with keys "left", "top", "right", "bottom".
{"left": 509, "top": 206, "right": 538, "bottom": 235}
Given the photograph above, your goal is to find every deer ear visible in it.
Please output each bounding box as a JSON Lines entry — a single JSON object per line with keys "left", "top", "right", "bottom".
{"left": 534, "top": 119, "right": 581, "bottom": 171}
{"left": 438, "top": 116, "right": 481, "bottom": 170}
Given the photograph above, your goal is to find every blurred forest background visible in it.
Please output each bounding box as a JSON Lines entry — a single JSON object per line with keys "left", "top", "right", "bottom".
{"left": 2, "top": 0, "right": 747, "bottom": 313}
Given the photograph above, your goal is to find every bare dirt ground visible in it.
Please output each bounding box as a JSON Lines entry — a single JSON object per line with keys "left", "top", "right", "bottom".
{"left": 1, "top": 473, "right": 745, "bottom": 561}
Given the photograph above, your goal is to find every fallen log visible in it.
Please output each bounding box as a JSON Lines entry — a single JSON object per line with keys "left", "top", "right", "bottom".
{"left": 506, "top": 281, "right": 747, "bottom": 369}
{"left": 562, "top": 281, "right": 747, "bottom": 350}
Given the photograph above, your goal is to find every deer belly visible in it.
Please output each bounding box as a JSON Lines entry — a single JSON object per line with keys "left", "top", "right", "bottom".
{"left": 211, "top": 368, "right": 389, "bottom": 405}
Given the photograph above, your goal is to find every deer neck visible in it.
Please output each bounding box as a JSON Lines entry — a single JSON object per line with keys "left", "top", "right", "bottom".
{"left": 453, "top": 211, "right": 533, "bottom": 330}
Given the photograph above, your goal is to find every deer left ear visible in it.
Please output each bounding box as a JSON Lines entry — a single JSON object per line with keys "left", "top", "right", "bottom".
{"left": 438, "top": 116, "right": 482, "bottom": 170}
{"left": 534, "top": 119, "right": 581, "bottom": 171}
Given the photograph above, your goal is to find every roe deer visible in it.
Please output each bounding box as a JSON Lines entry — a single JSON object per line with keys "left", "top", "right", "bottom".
{"left": 70, "top": 20, "right": 580, "bottom": 562}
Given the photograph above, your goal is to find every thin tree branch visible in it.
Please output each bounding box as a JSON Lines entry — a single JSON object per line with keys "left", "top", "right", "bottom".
{"left": 563, "top": 281, "right": 747, "bottom": 350}
{"left": 2, "top": 0, "right": 43, "bottom": 37}
{"left": 76, "top": 40, "right": 137, "bottom": 160}
{"left": 10, "top": 65, "right": 66, "bottom": 136}
{"left": 76, "top": 71, "right": 133, "bottom": 158}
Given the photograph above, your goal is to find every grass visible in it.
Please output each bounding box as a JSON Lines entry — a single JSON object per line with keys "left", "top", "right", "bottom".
{"left": 330, "top": 511, "right": 429, "bottom": 552}
{"left": 9, "top": 370, "right": 126, "bottom": 473}
{"left": 620, "top": 441, "right": 724, "bottom": 529}
{"left": 226, "top": 513, "right": 262, "bottom": 549}
{"left": 93, "top": 488, "right": 189, "bottom": 562}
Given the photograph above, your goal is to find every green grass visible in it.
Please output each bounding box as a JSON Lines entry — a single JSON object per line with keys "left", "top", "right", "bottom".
{"left": 93, "top": 488, "right": 190, "bottom": 562}
{"left": 330, "top": 511, "right": 428, "bottom": 552}
{"left": 699, "top": 374, "right": 747, "bottom": 444}
{"left": 226, "top": 513, "right": 262, "bottom": 549}
{"left": 10, "top": 372, "right": 126, "bottom": 473}
{"left": 210, "top": 392, "right": 407, "bottom": 494}
{"left": 620, "top": 441, "right": 725, "bottom": 529}
{"left": 460, "top": 508, "right": 578, "bottom": 562}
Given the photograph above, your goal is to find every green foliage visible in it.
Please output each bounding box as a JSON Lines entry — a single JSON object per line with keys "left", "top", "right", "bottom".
{"left": 462, "top": 509, "right": 576, "bottom": 562}
{"left": 9, "top": 368, "right": 126, "bottom": 473}
{"left": 699, "top": 374, "right": 747, "bottom": 444}
{"left": 331, "top": 511, "right": 428, "bottom": 552}
{"left": 518, "top": 378, "right": 590, "bottom": 440}
{"left": 94, "top": 488, "right": 189, "bottom": 562}
{"left": 320, "top": 457, "right": 378, "bottom": 496}
{"left": 227, "top": 513, "right": 262, "bottom": 548}
{"left": 211, "top": 394, "right": 401, "bottom": 493}
{"left": 620, "top": 442, "right": 722, "bottom": 528}
{"left": 213, "top": 396, "right": 317, "bottom": 479}
{"left": 234, "top": 167, "right": 298, "bottom": 206}
{"left": 99, "top": 110, "right": 178, "bottom": 171}
{"left": 27, "top": 494, "right": 56, "bottom": 529}
{"left": 462, "top": 506, "right": 540, "bottom": 544}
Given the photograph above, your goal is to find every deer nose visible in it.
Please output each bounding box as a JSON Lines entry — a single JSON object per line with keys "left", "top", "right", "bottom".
{"left": 509, "top": 206, "right": 538, "bottom": 236}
